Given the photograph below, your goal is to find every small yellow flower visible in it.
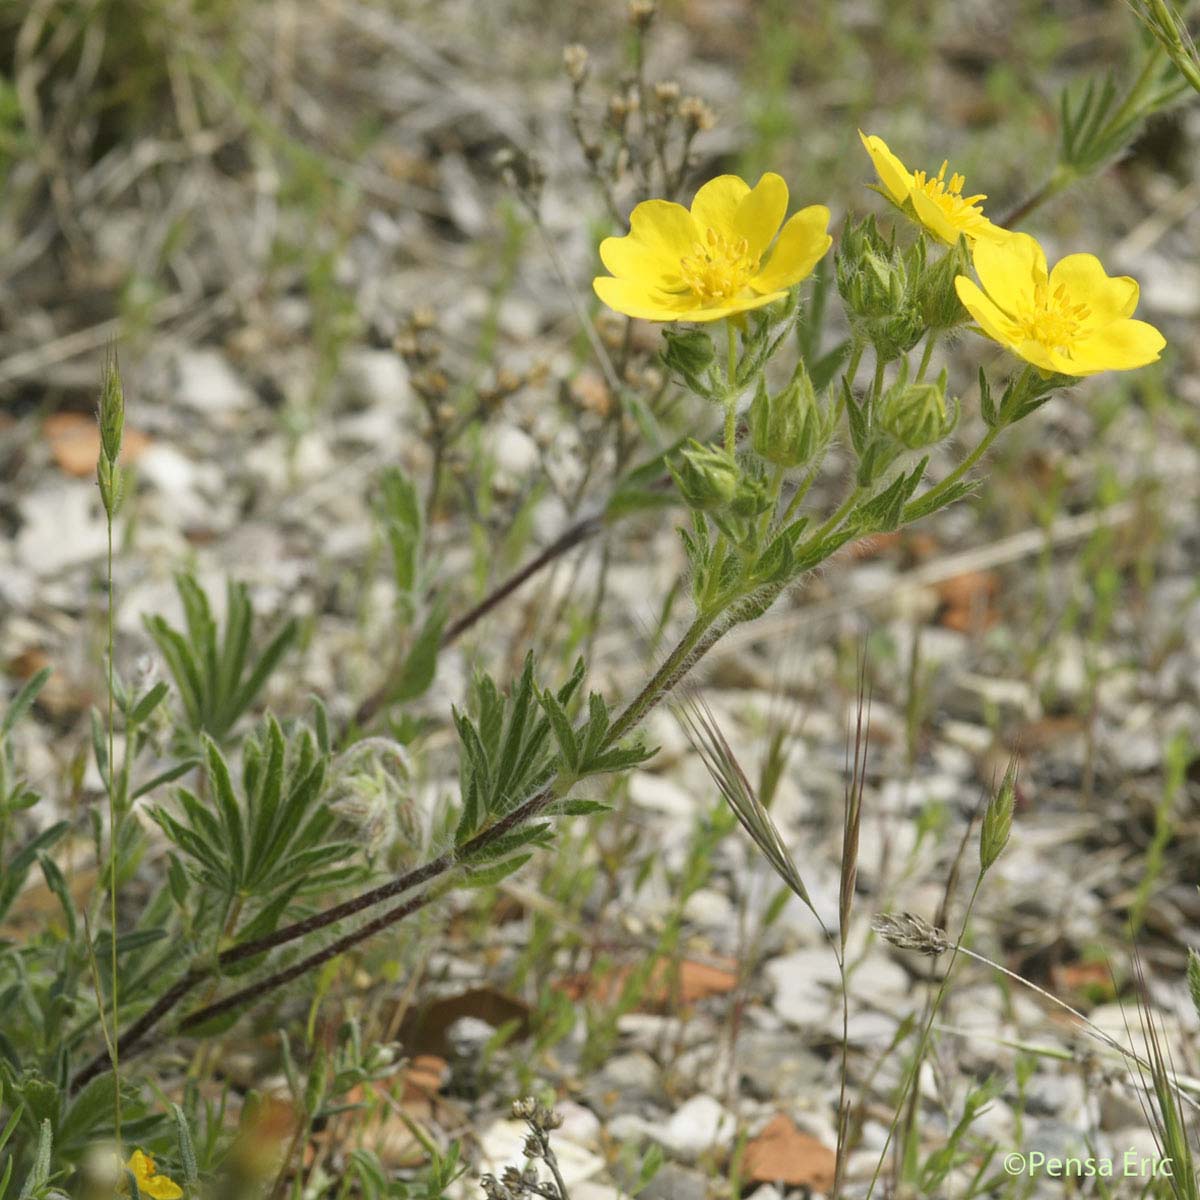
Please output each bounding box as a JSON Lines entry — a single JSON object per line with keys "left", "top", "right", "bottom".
{"left": 859, "top": 131, "right": 1004, "bottom": 245}
{"left": 954, "top": 232, "right": 1165, "bottom": 376}
{"left": 593, "top": 173, "right": 832, "bottom": 322}
{"left": 124, "top": 1149, "right": 184, "bottom": 1199}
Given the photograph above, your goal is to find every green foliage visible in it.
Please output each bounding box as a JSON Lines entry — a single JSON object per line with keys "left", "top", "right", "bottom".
{"left": 149, "top": 713, "right": 361, "bottom": 919}
{"left": 1057, "top": 52, "right": 1185, "bottom": 177}
{"left": 144, "top": 573, "right": 298, "bottom": 748}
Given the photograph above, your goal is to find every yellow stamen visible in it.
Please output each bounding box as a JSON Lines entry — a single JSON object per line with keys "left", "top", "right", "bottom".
{"left": 1018, "top": 280, "right": 1092, "bottom": 354}
{"left": 678, "top": 227, "right": 761, "bottom": 303}
{"left": 911, "top": 158, "right": 989, "bottom": 231}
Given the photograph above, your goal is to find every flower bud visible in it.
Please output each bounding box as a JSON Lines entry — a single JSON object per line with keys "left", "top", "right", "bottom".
{"left": 662, "top": 328, "right": 714, "bottom": 376}
{"left": 669, "top": 440, "right": 738, "bottom": 511}
{"left": 748, "top": 366, "right": 819, "bottom": 467}
{"left": 879, "top": 369, "right": 956, "bottom": 449}
{"left": 917, "top": 235, "right": 971, "bottom": 329}
{"left": 730, "top": 467, "right": 772, "bottom": 519}
{"left": 836, "top": 218, "right": 922, "bottom": 360}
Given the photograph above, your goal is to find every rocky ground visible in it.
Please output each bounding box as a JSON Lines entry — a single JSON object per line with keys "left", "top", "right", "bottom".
{"left": 3, "top": 1, "right": 1200, "bottom": 1196}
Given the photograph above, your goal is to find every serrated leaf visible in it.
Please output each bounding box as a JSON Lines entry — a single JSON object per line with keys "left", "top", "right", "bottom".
{"left": 584, "top": 744, "right": 656, "bottom": 775}
{"left": 545, "top": 798, "right": 613, "bottom": 817}
{"left": 172, "top": 1103, "right": 199, "bottom": 1186}
{"left": 229, "top": 616, "right": 298, "bottom": 725}
{"left": 462, "top": 823, "right": 552, "bottom": 863}
{"left": 538, "top": 688, "right": 579, "bottom": 772}
{"left": 462, "top": 853, "right": 533, "bottom": 889}
{"left": 203, "top": 736, "right": 245, "bottom": 886}
{"left": 902, "top": 478, "right": 975, "bottom": 524}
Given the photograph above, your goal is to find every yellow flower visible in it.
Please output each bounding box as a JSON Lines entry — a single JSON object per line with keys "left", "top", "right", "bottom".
{"left": 954, "top": 231, "right": 1165, "bottom": 377}
{"left": 124, "top": 1149, "right": 184, "bottom": 1199}
{"left": 859, "top": 131, "right": 1004, "bottom": 245}
{"left": 593, "top": 173, "right": 831, "bottom": 322}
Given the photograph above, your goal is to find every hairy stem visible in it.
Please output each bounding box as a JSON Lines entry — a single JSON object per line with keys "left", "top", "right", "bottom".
{"left": 73, "top": 602, "right": 720, "bottom": 1086}
{"left": 902, "top": 424, "right": 1000, "bottom": 523}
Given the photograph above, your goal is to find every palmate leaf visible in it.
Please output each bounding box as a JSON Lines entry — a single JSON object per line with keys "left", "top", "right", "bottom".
{"left": 152, "top": 709, "right": 359, "bottom": 913}
{"left": 453, "top": 656, "right": 586, "bottom": 844}
{"left": 144, "top": 573, "right": 298, "bottom": 746}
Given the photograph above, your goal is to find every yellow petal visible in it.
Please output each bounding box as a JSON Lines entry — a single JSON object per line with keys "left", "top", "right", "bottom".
{"left": 972, "top": 231, "right": 1046, "bottom": 317}
{"left": 143, "top": 1176, "right": 184, "bottom": 1200}
{"left": 732, "top": 172, "right": 789, "bottom": 259}
{"left": 599, "top": 199, "right": 698, "bottom": 283}
{"left": 750, "top": 206, "right": 832, "bottom": 293}
{"left": 859, "top": 131, "right": 912, "bottom": 205}
{"left": 684, "top": 290, "right": 788, "bottom": 322}
{"left": 1016, "top": 338, "right": 1070, "bottom": 375}
{"left": 909, "top": 188, "right": 961, "bottom": 246}
{"left": 970, "top": 215, "right": 1013, "bottom": 243}
{"left": 954, "top": 276, "right": 1020, "bottom": 347}
{"left": 1047, "top": 253, "right": 1139, "bottom": 329}
{"left": 1064, "top": 318, "right": 1166, "bottom": 374}
{"left": 598, "top": 235, "right": 677, "bottom": 287}
{"left": 689, "top": 175, "right": 750, "bottom": 236}
{"left": 593, "top": 275, "right": 693, "bottom": 321}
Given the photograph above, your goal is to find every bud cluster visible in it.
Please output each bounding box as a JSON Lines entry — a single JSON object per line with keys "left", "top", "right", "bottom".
{"left": 748, "top": 361, "right": 829, "bottom": 468}
{"left": 837, "top": 217, "right": 969, "bottom": 362}
{"left": 878, "top": 364, "right": 957, "bottom": 450}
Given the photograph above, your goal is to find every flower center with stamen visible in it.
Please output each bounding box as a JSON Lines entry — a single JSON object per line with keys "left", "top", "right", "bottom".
{"left": 679, "top": 227, "right": 760, "bottom": 303}
{"left": 1018, "top": 281, "right": 1091, "bottom": 354}
{"left": 911, "top": 159, "right": 988, "bottom": 229}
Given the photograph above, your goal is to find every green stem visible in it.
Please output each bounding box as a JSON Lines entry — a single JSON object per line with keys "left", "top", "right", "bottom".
{"left": 844, "top": 340, "right": 865, "bottom": 388}
{"left": 902, "top": 423, "right": 1001, "bottom": 523}
{"left": 871, "top": 355, "right": 885, "bottom": 411}
{"left": 780, "top": 461, "right": 820, "bottom": 526}
{"left": 106, "top": 515, "right": 121, "bottom": 1151}
{"left": 724, "top": 320, "right": 738, "bottom": 453}
{"left": 808, "top": 486, "right": 863, "bottom": 548}
{"left": 603, "top": 612, "right": 718, "bottom": 749}
{"left": 757, "top": 464, "right": 785, "bottom": 542}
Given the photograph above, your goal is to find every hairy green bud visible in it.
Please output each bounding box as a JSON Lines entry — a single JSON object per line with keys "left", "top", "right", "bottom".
{"left": 880, "top": 367, "right": 956, "bottom": 449}
{"left": 661, "top": 328, "right": 716, "bottom": 397}
{"left": 917, "top": 236, "right": 971, "bottom": 330}
{"left": 730, "top": 466, "right": 772, "bottom": 519}
{"left": 748, "top": 365, "right": 819, "bottom": 468}
{"left": 836, "top": 217, "right": 922, "bottom": 361}
{"left": 669, "top": 440, "right": 738, "bottom": 511}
